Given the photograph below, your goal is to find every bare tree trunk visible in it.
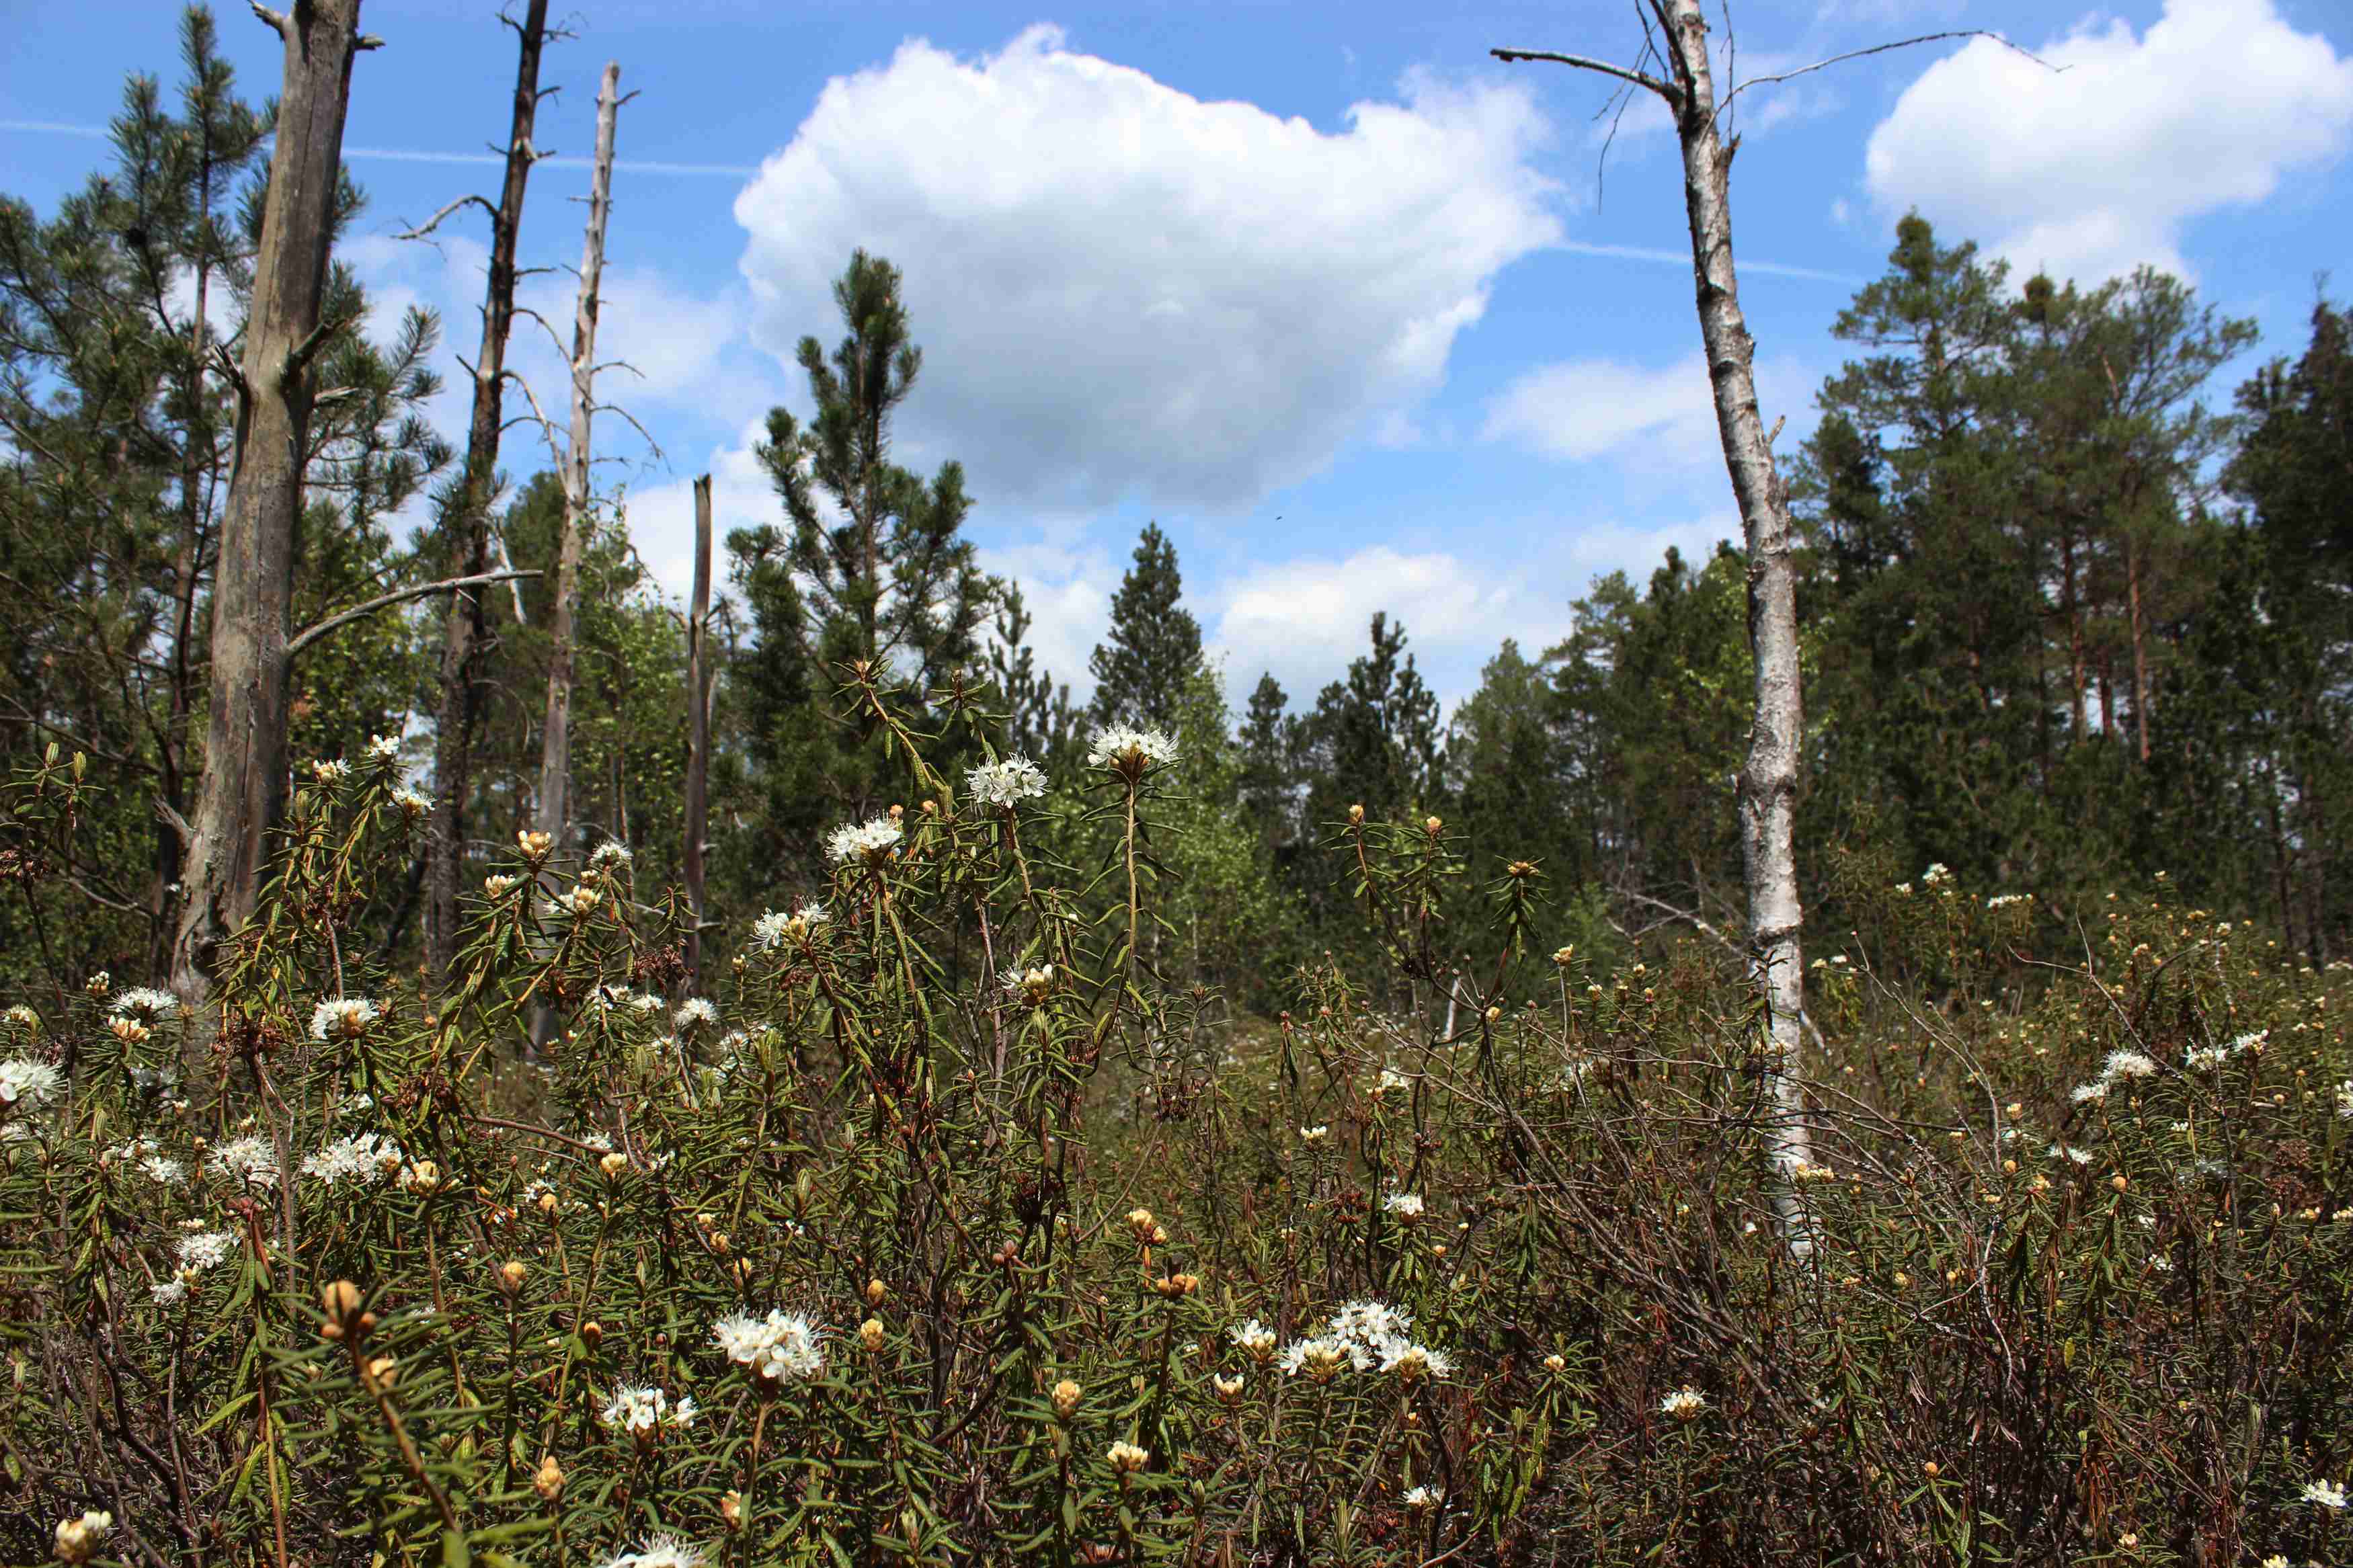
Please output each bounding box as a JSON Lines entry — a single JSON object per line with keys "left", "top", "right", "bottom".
{"left": 170, "top": 0, "right": 370, "bottom": 1001}
{"left": 2127, "top": 534, "right": 2152, "bottom": 761}
{"left": 532, "top": 61, "right": 620, "bottom": 860}
{"left": 682, "top": 475, "right": 713, "bottom": 991}
{"left": 424, "top": 0, "right": 550, "bottom": 978}
{"left": 528, "top": 61, "right": 621, "bottom": 1048}
{"left": 1498, "top": 0, "right": 1819, "bottom": 1253}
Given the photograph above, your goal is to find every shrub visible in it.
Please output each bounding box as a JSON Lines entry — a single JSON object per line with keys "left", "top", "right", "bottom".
{"left": 0, "top": 737, "right": 2348, "bottom": 1566}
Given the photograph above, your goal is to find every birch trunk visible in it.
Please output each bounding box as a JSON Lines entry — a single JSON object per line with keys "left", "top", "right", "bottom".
{"left": 424, "top": 0, "right": 549, "bottom": 976}
{"left": 170, "top": 0, "right": 368, "bottom": 1001}
{"left": 1657, "top": 0, "right": 1819, "bottom": 1248}
{"left": 682, "top": 477, "right": 714, "bottom": 992}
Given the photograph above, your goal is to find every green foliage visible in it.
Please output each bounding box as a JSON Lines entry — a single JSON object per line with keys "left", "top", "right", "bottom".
{"left": 4, "top": 731, "right": 2351, "bottom": 1565}
{"left": 1088, "top": 524, "right": 1204, "bottom": 731}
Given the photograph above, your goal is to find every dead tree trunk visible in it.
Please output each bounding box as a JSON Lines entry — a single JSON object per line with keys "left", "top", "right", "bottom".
{"left": 423, "top": 0, "right": 551, "bottom": 977}
{"left": 527, "top": 61, "right": 621, "bottom": 1048}
{"left": 1499, "top": 0, "right": 1823, "bottom": 1252}
{"left": 170, "top": 0, "right": 372, "bottom": 1001}
{"left": 682, "top": 475, "right": 713, "bottom": 991}
{"left": 532, "top": 61, "right": 621, "bottom": 862}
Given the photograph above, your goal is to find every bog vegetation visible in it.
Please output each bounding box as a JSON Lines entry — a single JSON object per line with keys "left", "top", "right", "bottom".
{"left": 4, "top": 722, "right": 2351, "bottom": 1567}
{"left": 3, "top": 3, "right": 2351, "bottom": 1566}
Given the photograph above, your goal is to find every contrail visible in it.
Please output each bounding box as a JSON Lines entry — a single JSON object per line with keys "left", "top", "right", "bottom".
{"left": 1557, "top": 239, "right": 1860, "bottom": 285}
{"left": 2, "top": 119, "right": 758, "bottom": 177}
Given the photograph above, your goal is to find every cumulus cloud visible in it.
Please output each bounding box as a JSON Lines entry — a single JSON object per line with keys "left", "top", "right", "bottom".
{"left": 1862, "top": 0, "right": 2353, "bottom": 282}
{"left": 732, "top": 26, "right": 1562, "bottom": 513}
{"left": 1478, "top": 352, "right": 1813, "bottom": 470}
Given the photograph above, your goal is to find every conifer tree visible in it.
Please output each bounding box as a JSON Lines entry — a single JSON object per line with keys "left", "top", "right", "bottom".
{"left": 1088, "top": 522, "right": 1202, "bottom": 730}
{"left": 749, "top": 251, "right": 990, "bottom": 823}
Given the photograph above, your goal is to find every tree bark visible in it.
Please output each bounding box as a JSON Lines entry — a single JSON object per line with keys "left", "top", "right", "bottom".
{"left": 2126, "top": 534, "right": 2151, "bottom": 761}
{"left": 682, "top": 475, "right": 713, "bottom": 991}
{"left": 1655, "top": 0, "right": 1819, "bottom": 1253}
{"left": 169, "top": 0, "right": 368, "bottom": 1001}
{"left": 527, "top": 61, "right": 620, "bottom": 1048}
{"left": 1497, "top": 1, "right": 1821, "bottom": 1253}
{"left": 532, "top": 62, "right": 620, "bottom": 858}
{"left": 424, "top": 0, "right": 550, "bottom": 977}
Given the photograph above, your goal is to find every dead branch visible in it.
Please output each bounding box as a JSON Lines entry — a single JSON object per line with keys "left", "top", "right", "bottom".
{"left": 286, "top": 571, "right": 543, "bottom": 660}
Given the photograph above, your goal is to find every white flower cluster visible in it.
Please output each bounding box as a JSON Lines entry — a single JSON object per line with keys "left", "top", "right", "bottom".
{"left": 0, "top": 1058, "right": 64, "bottom": 1111}
{"left": 309, "top": 996, "right": 381, "bottom": 1042}
{"left": 391, "top": 787, "right": 432, "bottom": 815}
{"left": 1920, "top": 862, "right": 1952, "bottom": 888}
{"left": 593, "top": 1534, "right": 708, "bottom": 1568}
{"left": 1277, "top": 1299, "right": 1453, "bottom": 1383}
{"left": 301, "top": 1132, "right": 405, "bottom": 1187}
{"left": 826, "top": 815, "right": 903, "bottom": 865}
{"left": 1230, "top": 1319, "right": 1278, "bottom": 1360}
{"left": 112, "top": 987, "right": 178, "bottom": 1020}
{"left": 177, "top": 1230, "right": 237, "bottom": 1272}
{"left": 753, "top": 903, "right": 829, "bottom": 950}
{"left": 967, "top": 755, "right": 1048, "bottom": 808}
{"left": 208, "top": 1134, "right": 281, "bottom": 1189}
{"left": 712, "top": 1308, "right": 828, "bottom": 1383}
{"left": 1382, "top": 1192, "right": 1426, "bottom": 1221}
{"left": 673, "top": 998, "right": 719, "bottom": 1033}
{"left": 587, "top": 841, "right": 633, "bottom": 873}
{"left": 600, "top": 1385, "right": 697, "bottom": 1435}
{"left": 1659, "top": 1387, "right": 1708, "bottom": 1420}
{"left": 1985, "top": 893, "right": 2032, "bottom": 910}
{"left": 366, "top": 733, "right": 402, "bottom": 764}
{"left": 2071, "top": 1048, "right": 2162, "bottom": 1105}
{"left": 107, "top": 1137, "right": 188, "bottom": 1186}
{"left": 1087, "top": 725, "right": 1179, "bottom": 772}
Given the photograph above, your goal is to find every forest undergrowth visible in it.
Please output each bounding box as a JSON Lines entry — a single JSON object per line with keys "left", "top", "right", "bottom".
{"left": 1, "top": 696, "right": 2348, "bottom": 1568}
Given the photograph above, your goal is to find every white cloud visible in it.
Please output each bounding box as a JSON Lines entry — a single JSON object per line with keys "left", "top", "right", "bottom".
{"left": 621, "top": 425, "right": 776, "bottom": 604}
{"left": 1206, "top": 543, "right": 1587, "bottom": 708}
{"left": 1862, "top": 0, "right": 2353, "bottom": 282}
{"left": 732, "top": 26, "right": 1562, "bottom": 513}
{"left": 1479, "top": 352, "right": 1813, "bottom": 469}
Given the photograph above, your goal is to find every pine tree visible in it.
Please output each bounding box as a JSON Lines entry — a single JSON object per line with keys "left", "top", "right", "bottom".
{"left": 752, "top": 251, "right": 991, "bottom": 821}
{"left": 1236, "top": 671, "right": 1299, "bottom": 860}
{"left": 1088, "top": 522, "right": 1202, "bottom": 730}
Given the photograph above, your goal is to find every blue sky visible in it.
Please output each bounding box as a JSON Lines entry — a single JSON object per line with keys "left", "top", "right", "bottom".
{"left": 6, "top": 0, "right": 2350, "bottom": 710}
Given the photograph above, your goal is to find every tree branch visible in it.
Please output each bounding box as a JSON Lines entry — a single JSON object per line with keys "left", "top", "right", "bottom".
{"left": 249, "top": 3, "right": 288, "bottom": 39}
{"left": 287, "top": 571, "right": 542, "bottom": 660}
{"left": 1491, "top": 47, "right": 1679, "bottom": 105}
{"left": 1719, "top": 30, "right": 2057, "bottom": 114}
{"left": 393, "top": 193, "right": 498, "bottom": 243}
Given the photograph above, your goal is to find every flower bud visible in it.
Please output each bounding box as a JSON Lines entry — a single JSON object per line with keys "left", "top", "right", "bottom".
{"left": 1424, "top": 816, "right": 1443, "bottom": 835}
{"left": 860, "top": 1317, "right": 885, "bottom": 1353}
{"left": 1107, "top": 1440, "right": 1150, "bottom": 1475}
{"left": 1347, "top": 803, "right": 1365, "bottom": 825}
{"left": 720, "top": 1490, "right": 743, "bottom": 1530}
{"left": 865, "top": 1277, "right": 887, "bottom": 1307}
{"left": 53, "top": 1511, "right": 112, "bottom": 1564}
{"left": 599, "top": 1151, "right": 629, "bottom": 1179}
{"left": 498, "top": 1260, "right": 528, "bottom": 1294}
{"left": 1051, "top": 1378, "right": 1084, "bottom": 1420}
{"left": 532, "top": 1456, "right": 564, "bottom": 1501}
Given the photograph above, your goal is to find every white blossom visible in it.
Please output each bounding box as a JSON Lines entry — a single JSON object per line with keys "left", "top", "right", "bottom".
{"left": 1659, "top": 1387, "right": 1708, "bottom": 1421}
{"left": 176, "top": 1230, "right": 237, "bottom": 1272}
{"left": 673, "top": 999, "right": 718, "bottom": 1034}
{"left": 600, "top": 1385, "right": 697, "bottom": 1435}
{"left": 826, "top": 816, "right": 903, "bottom": 864}
{"left": 112, "top": 987, "right": 178, "bottom": 1021}
{"left": 711, "top": 1308, "right": 827, "bottom": 1383}
{"left": 208, "top": 1134, "right": 280, "bottom": 1189}
{"left": 0, "top": 1058, "right": 65, "bottom": 1110}
{"left": 1087, "top": 725, "right": 1179, "bottom": 771}
{"left": 967, "top": 755, "right": 1048, "bottom": 808}
{"left": 308, "top": 997, "right": 381, "bottom": 1042}
{"left": 301, "top": 1132, "right": 404, "bottom": 1187}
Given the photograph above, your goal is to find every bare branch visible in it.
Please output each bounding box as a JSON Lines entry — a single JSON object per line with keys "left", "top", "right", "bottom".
{"left": 1491, "top": 47, "right": 1679, "bottom": 104}
{"left": 393, "top": 193, "right": 497, "bottom": 243}
{"left": 287, "top": 571, "right": 543, "bottom": 660}
{"left": 1720, "top": 30, "right": 2057, "bottom": 114}
{"left": 249, "top": 3, "right": 288, "bottom": 39}
{"left": 355, "top": 33, "right": 385, "bottom": 50}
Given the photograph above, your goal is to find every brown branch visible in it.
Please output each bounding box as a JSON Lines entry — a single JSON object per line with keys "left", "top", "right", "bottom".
{"left": 286, "top": 570, "right": 542, "bottom": 660}
{"left": 393, "top": 193, "right": 499, "bottom": 243}
{"left": 1491, "top": 47, "right": 1678, "bottom": 104}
